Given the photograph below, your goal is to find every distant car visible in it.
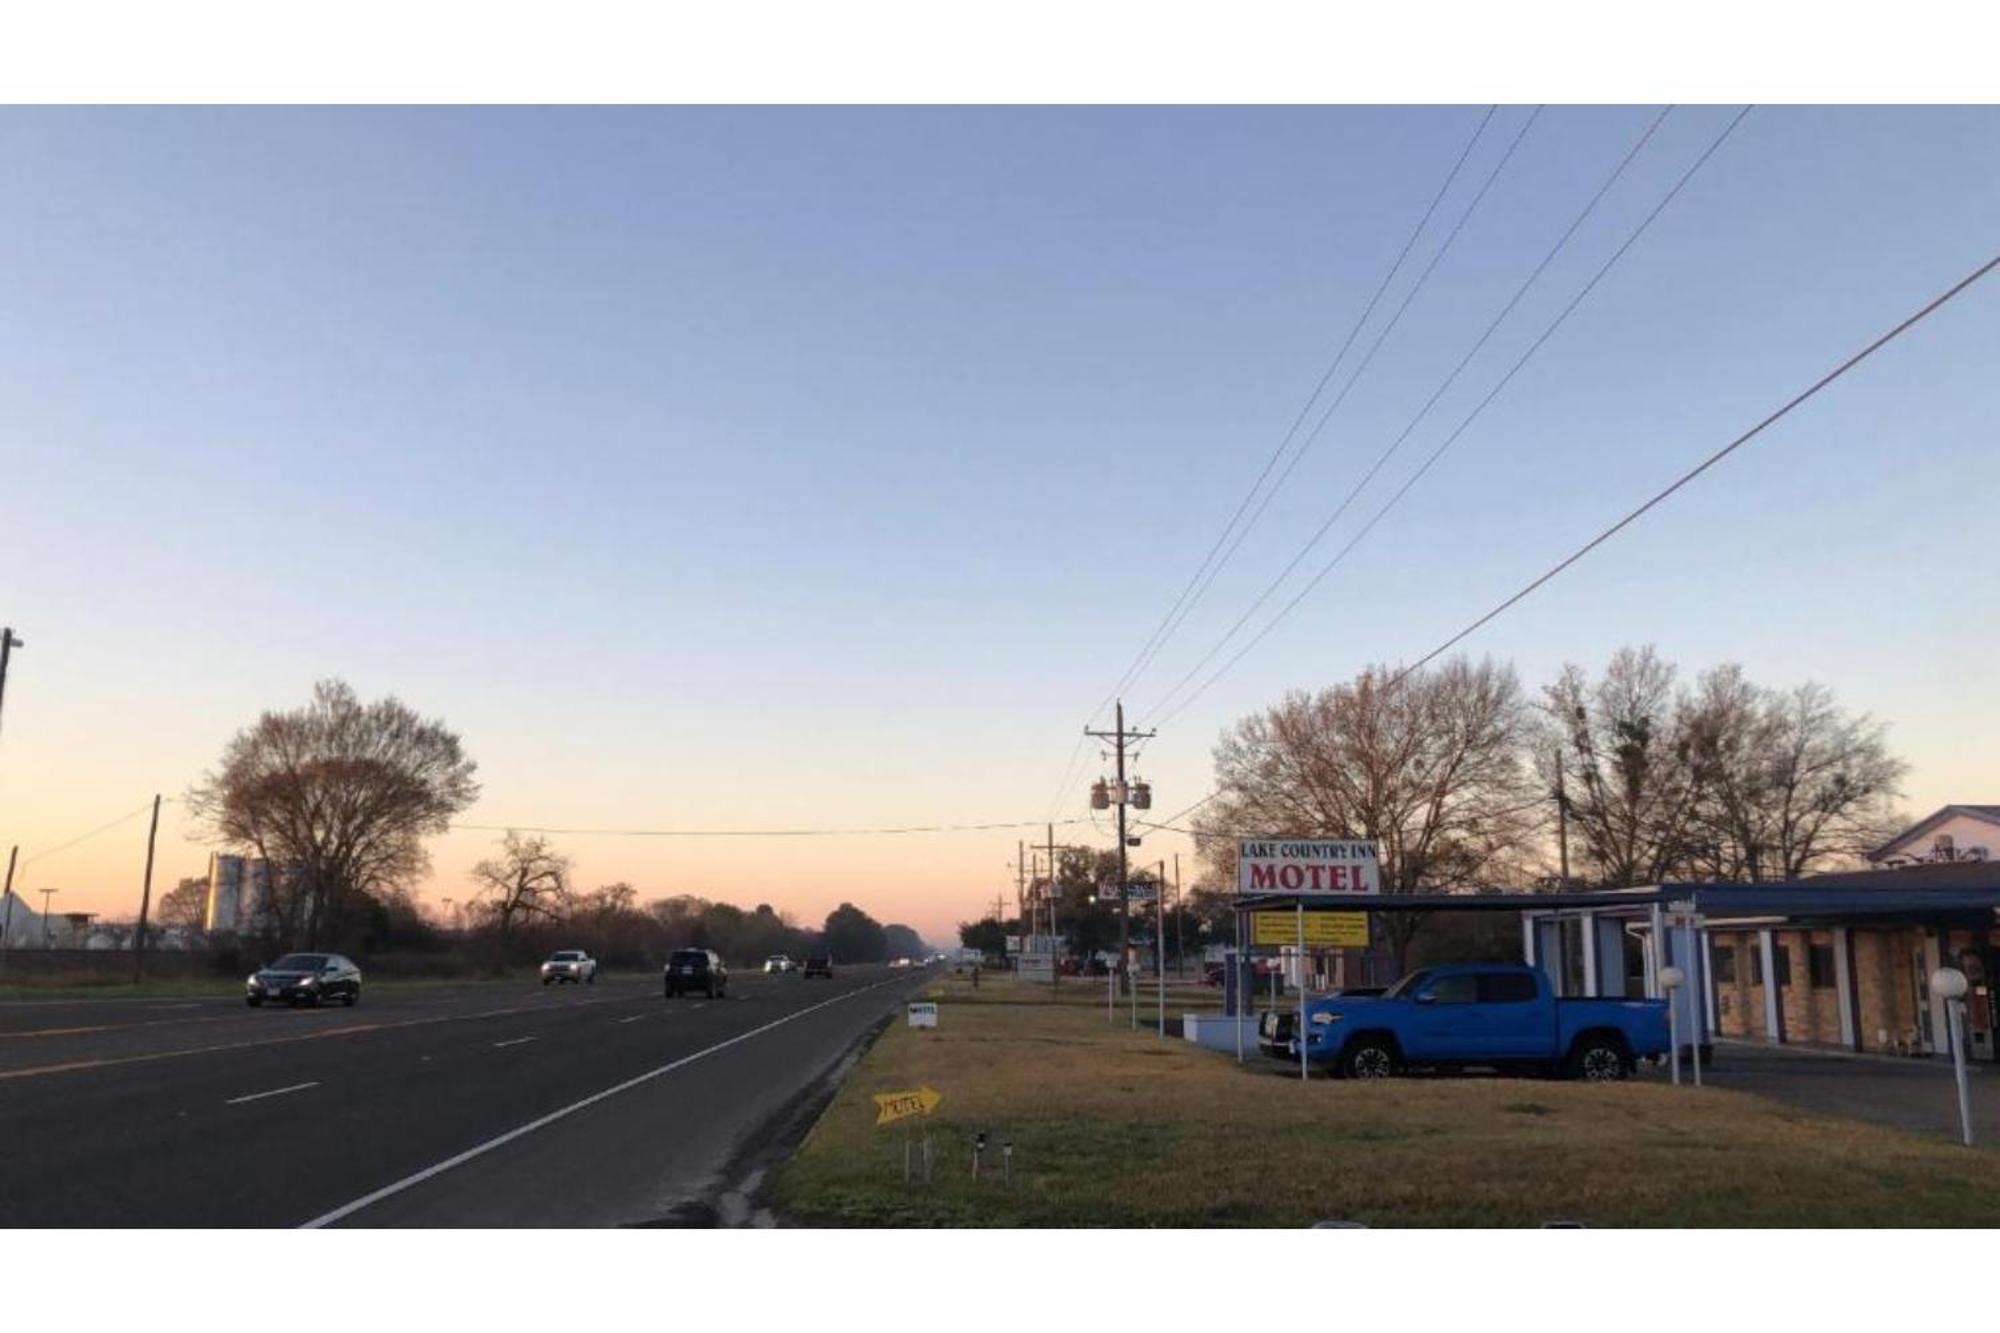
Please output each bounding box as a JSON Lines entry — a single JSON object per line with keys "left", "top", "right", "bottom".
{"left": 764, "top": 954, "right": 795, "bottom": 974}
{"left": 890, "top": 956, "right": 913, "bottom": 968}
{"left": 801, "top": 955, "right": 833, "bottom": 979}
{"left": 665, "top": 948, "right": 728, "bottom": 998}
{"left": 247, "top": 953, "right": 361, "bottom": 1007}
{"left": 540, "top": 950, "right": 597, "bottom": 985}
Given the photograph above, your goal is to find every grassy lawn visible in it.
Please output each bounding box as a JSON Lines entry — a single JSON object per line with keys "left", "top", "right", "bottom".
{"left": 772, "top": 974, "right": 2000, "bottom": 1227}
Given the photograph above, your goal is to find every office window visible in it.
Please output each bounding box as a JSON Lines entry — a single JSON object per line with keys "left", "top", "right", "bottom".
{"left": 1772, "top": 945, "right": 1791, "bottom": 987}
{"left": 1714, "top": 947, "right": 1736, "bottom": 984}
{"left": 1749, "top": 948, "right": 1762, "bottom": 986}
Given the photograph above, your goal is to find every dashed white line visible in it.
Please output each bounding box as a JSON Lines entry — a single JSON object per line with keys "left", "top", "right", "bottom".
{"left": 225, "top": 1081, "right": 320, "bottom": 1105}
{"left": 491, "top": 1036, "right": 536, "bottom": 1049}
{"left": 617, "top": 1014, "right": 648, "bottom": 1025}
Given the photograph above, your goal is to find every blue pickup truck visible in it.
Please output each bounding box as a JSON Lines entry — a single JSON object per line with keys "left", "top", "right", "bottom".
{"left": 1290, "top": 963, "right": 1670, "bottom": 1081}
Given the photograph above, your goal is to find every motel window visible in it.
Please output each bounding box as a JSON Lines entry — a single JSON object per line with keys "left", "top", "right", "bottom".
{"left": 1749, "top": 949, "right": 1762, "bottom": 986}
{"left": 1772, "top": 945, "right": 1791, "bottom": 987}
{"left": 1809, "top": 944, "right": 1836, "bottom": 988}
{"left": 1714, "top": 948, "right": 1736, "bottom": 984}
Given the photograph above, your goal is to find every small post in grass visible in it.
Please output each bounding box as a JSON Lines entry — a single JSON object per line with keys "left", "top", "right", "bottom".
{"left": 1660, "top": 965, "right": 1685, "bottom": 1087}
{"left": 1932, "top": 967, "right": 1974, "bottom": 1146}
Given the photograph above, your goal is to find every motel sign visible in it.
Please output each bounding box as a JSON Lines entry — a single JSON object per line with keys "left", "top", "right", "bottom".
{"left": 1236, "top": 838, "right": 1380, "bottom": 895}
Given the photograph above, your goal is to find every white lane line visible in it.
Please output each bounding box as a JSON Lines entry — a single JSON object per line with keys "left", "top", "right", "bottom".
{"left": 491, "top": 1036, "right": 536, "bottom": 1049}
{"left": 617, "top": 1015, "right": 647, "bottom": 1025}
{"left": 300, "top": 976, "right": 903, "bottom": 1228}
{"left": 225, "top": 1081, "right": 320, "bottom": 1105}
{"left": 688, "top": 1002, "right": 707, "bottom": 1010}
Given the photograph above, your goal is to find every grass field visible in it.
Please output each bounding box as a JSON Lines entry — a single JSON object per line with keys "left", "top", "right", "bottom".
{"left": 771, "top": 974, "right": 2000, "bottom": 1227}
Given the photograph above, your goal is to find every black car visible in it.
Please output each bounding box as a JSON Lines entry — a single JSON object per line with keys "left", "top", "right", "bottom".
{"left": 665, "top": 948, "right": 728, "bottom": 998}
{"left": 247, "top": 953, "right": 362, "bottom": 1007}
{"left": 801, "top": 955, "right": 833, "bottom": 979}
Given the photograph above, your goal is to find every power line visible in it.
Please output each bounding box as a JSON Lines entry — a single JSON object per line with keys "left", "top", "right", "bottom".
{"left": 1085, "top": 107, "right": 1503, "bottom": 722}
{"left": 1145, "top": 243, "right": 2000, "bottom": 831}
{"left": 1386, "top": 247, "right": 2000, "bottom": 689}
{"left": 1146, "top": 105, "right": 1752, "bottom": 730}
{"left": 20, "top": 800, "right": 163, "bottom": 868}
{"left": 451, "top": 817, "right": 1093, "bottom": 839}
{"left": 1120, "top": 107, "right": 1545, "bottom": 704}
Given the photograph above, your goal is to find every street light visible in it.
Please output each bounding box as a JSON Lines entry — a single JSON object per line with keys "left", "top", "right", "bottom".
{"left": 1659, "top": 965, "right": 1685, "bottom": 1086}
{"left": 1931, "top": 966, "right": 1974, "bottom": 1146}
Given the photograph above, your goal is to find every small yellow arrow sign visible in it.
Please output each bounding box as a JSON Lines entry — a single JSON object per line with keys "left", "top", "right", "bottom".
{"left": 873, "top": 1085, "right": 942, "bottom": 1126}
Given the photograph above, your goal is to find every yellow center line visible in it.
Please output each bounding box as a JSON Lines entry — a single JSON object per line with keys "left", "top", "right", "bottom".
{"left": 0, "top": 994, "right": 639, "bottom": 1082}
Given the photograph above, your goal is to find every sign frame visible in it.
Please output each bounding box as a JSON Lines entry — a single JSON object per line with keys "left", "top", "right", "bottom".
{"left": 1236, "top": 838, "right": 1380, "bottom": 896}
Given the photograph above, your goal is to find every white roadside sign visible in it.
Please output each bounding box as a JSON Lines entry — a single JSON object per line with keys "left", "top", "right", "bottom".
{"left": 1236, "top": 839, "right": 1380, "bottom": 896}
{"left": 907, "top": 1002, "right": 939, "bottom": 1028}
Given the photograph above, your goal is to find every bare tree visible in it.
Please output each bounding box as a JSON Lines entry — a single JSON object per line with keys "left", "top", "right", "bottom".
{"left": 470, "top": 831, "right": 571, "bottom": 938}
{"left": 1682, "top": 666, "right": 1906, "bottom": 880}
{"left": 186, "top": 680, "right": 480, "bottom": 948}
{"left": 157, "top": 877, "right": 209, "bottom": 933}
{"left": 1541, "top": 646, "right": 1704, "bottom": 887}
{"left": 1194, "top": 657, "right": 1537, "bottom": 971}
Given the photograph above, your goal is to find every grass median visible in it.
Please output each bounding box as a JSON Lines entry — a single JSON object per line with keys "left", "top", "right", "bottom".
{"left": 771, "top": 973, "right": 2000, "bottom": 1227}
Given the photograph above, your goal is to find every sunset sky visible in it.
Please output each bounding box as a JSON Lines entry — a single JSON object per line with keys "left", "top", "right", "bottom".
{"left": 2, "top": 105, "right": 1995, "bottom": 944}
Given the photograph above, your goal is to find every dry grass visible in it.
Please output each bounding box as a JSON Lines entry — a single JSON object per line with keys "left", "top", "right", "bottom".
{"left": 772, "top": 977, "right": 2000, "bottom": 1227}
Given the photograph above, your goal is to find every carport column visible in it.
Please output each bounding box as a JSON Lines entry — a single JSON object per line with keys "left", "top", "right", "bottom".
{"left": 1759, "top": 929, "right": 1782, "bottom": 1044}
{"left": 1521, "top": 913, "right": 1537, "bottom": 970}
{"left": 1581, "top": 911, "right": 1599, "bottom": 996}
{"left": 1646, "top": 903, "right": 1666, "bottom": 998}
{"left": 1833, "top": 927, "right": 1857, "bottom": 1050}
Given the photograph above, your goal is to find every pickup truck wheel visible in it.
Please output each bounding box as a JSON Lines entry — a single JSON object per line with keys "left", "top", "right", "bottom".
{"left": 1568, "top": 1037, "right": 1632, "bottom": 1082}
{"left": 1341, "top": 1039, "right": 1399, "bottom": 1080}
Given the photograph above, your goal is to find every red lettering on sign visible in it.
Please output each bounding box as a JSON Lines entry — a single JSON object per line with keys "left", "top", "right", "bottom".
{"left": 1250, "top": 864, "right": 1276, "bottom": 889}
{"left": 1306, "top": 864, "right": 1326, "bottom": 890}
{"left": 1279, "top": 865, "right": 1304, "bottom": 890}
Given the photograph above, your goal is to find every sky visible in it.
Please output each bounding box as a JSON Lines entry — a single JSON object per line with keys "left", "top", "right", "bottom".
{"left": 1, "top": 105, "right": 1995, "bottom": 945}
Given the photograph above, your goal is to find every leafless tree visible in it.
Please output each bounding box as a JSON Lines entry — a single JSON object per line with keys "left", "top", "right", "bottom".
{"left": 1194, "top": 657, "right": 1538, "bottom": 971}
{"left": 186, "top": 680, "right": 479, "bottom": 948}
{"left": 157, "top": 877, "right": 209, "bottom": 933}
{"left": 1681, "top": 665, "right": 1906, "bottom": 880}
{"left": 469, "top": 831, "right": 572, "bottom": 938}
{"left": 1540, "top": 646, "right": 1704, "bottom": 887}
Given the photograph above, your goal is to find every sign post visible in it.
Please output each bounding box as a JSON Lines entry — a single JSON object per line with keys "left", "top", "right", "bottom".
{"left": 1666, "top": 899, "right": 1703, "bottom": 1087}
{"left": 1932, "top": 968, "right": 1974, "bottom": 1146}
{"left": 1236, "top": 839, "right": 1380, "bottom": 1081}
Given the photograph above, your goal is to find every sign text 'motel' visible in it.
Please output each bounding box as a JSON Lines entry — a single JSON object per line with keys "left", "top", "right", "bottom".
{"left": 1236, "top": 839, "right": 1381, "bottom": 895}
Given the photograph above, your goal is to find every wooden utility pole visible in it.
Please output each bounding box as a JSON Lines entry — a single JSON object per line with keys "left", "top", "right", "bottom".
{"left": 1554, "top": 746, "right": 1572, "bottom": 888}
{"left": 132, "top": 794, "right": 161, "bottom": 983}
{"left": 1173, "top": 852, "right": 1184, "bottom": 978}
{"left": 0, "top": 627, "right": 21, "bottom": 745}
{"left": 0, "top": 845, "right": 17, "bottom": 976}
{"left": 1085, "top": 700, "right": 1155, "bottom": 1005}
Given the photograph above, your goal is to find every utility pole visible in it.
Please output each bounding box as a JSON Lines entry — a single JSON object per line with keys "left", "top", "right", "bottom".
{"left": 1553, "top": 745, "right": 1571, "bottom": 888}
{"left": 1047, "top": 822, "right": 1058, "bottom": 989}
{"left": 0, "top": 845, "right": 17, "bottom": 976}
{"left": 0, "top": 626, "right": 21, "bottom": 745}
{"left": 1015, "top": 839, "right": 1026, "bottom": 934}
{"left": 1173, "top": 852, "right": 1184, "bottom": 979}
{"left": 132, "top": 794, "right": 161, "bottom": 984}
{"left": 1086, "top": 700, "right": 1155, "bottom": 1009}
{"left": 39, "top": 888, "right": 57, "bottom": 948}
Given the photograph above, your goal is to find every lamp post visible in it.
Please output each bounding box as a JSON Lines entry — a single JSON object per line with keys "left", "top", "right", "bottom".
{"left": 1932, "top": 966, "right": 1974, "bottom": 1146}
{"left": 1659, "top": 966, "right": 1685, "bottom": 1086}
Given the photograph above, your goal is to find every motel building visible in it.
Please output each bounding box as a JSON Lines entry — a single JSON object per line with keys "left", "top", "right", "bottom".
{"left": 1522, "top": 805, "right": 2000, "bottom": 1063}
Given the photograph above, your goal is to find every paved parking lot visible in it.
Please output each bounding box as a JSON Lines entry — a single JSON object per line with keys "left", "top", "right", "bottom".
{"left": 1674, "top": 1040, "right": 1999, "bottom": 1144}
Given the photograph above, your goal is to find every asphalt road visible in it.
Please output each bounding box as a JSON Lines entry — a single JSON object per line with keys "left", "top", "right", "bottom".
{"left": 0, "top": 965, "right": 933, "bottom": 1226}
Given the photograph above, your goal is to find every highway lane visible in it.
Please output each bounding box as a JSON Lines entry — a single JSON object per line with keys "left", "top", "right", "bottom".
{"left": 0, "top": 967, "right": 932, "bottom": 1226}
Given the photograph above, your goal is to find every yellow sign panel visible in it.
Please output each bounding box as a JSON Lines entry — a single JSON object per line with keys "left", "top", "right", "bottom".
{"left": 873, "top": 1085, "right": 942, "bottom": 1126}
{"left": 1251, "top": 910, "right": 1369, "bottom": 948}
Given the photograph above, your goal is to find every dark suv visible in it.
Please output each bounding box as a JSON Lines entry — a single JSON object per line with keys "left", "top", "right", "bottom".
{"left": 665, "top": 948, "right": 728, "bottom": 998}
{"left": 801, "top": 955, "right": 833, "bottom": 979}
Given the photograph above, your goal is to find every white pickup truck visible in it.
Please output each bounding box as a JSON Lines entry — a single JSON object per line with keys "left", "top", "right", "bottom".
{"left": 540, "top": 949, "right": 598, "bottom": 985}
